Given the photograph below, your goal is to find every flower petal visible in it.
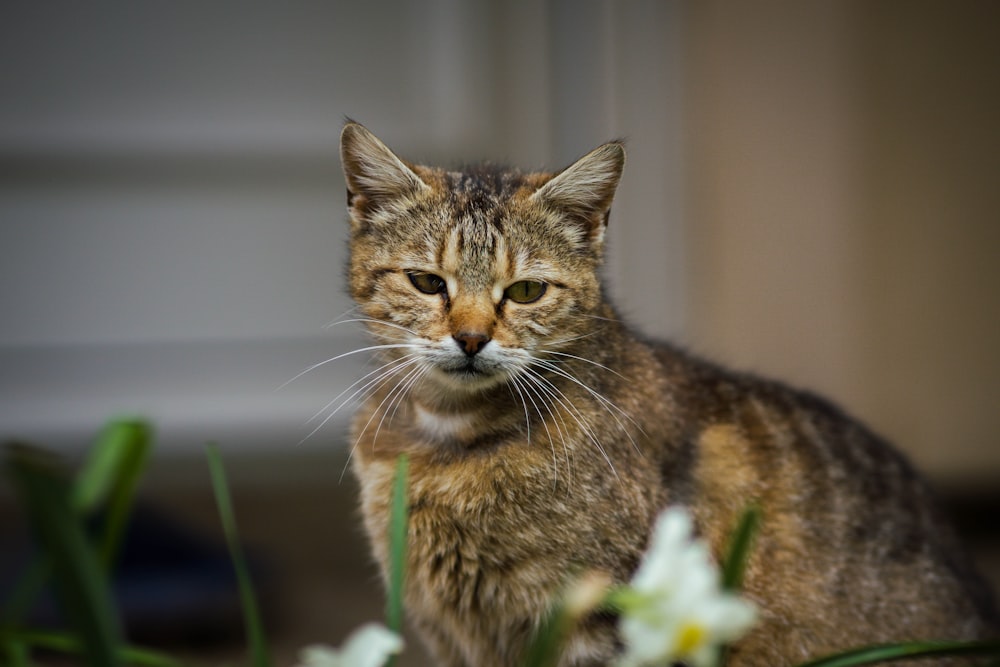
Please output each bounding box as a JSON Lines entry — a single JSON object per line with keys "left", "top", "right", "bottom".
{"left": 617, "top": 507, "right": 758, "bottom": 667}
{"left": 339, "top": 623, "right": 405, "bottom": 667}
{"left": 296, "top": 644, "right": 343, "bottom": 667}
{"left": 295, "top": 623, "right": 404, "bottom": 667}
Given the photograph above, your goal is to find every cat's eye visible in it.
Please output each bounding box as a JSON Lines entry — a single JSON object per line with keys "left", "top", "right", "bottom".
{"left": 408, "top": 271, "right": 447, "bottom": 296}
{"left": 504, "top": 280, "right": 547, "bottom": 304}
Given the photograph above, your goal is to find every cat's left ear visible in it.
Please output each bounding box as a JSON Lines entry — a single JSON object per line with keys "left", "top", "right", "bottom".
{"left": 531, "top": 142, "right": 626, "bottom": 247}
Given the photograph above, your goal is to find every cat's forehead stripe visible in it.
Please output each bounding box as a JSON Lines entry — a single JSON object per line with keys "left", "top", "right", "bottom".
{"left": 440, "top": 226, "right": 462, "bottom": 276}
{"left": 458, "top": 216, "right": 500, "bottom": 290}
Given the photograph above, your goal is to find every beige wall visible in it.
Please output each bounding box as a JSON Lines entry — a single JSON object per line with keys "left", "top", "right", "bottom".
{"left": 684, "top": 1, "right": 1000, "bottom": 485}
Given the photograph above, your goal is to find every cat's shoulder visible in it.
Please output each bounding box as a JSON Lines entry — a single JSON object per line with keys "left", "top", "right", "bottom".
{"left": 646, "top": 337, "right": 871, "bottom": 438}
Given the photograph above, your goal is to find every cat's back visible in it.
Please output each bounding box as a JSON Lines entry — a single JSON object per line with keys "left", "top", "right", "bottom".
{"left": 648, "top": 341, "right": 998, "bottom": 660}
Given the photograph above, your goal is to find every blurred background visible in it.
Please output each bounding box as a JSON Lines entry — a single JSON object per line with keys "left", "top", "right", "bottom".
{"left": 0, "top": 1, "right": 997, "bottom": 665}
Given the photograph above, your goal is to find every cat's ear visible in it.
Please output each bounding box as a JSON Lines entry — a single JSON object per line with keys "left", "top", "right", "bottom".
{"left": 531, "top": 142, "right": 626, "bottom": 245}
{"left": 340, "top": 122, "right": 429, "bottom": 225}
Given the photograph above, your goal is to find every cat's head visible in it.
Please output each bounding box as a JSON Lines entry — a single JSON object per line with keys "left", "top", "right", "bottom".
{"left": 340, "top": 122, "right": 625, "bottom": 396}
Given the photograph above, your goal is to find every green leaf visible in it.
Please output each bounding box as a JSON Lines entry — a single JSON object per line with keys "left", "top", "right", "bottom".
{"left": 72, "top": 420, "right": 153, "bottom": 570}
{"left": 795, "top": 640, "right": 1000, "bottom": 667}
{"left": 8, "top": 629, "right": 191, "bottom": 667}
{"left": 72, "top": 420, "right": 149, "bottom": 513}
{"left": 2, "top": 636, "right": 30, "bottom": 667}
{"left": 3, "top": 419, "right": 151, "bottom": 662}
{"left": 721, "top": 504, "right": 761, "bottom": 591}
{"left": 385, "top": 454, "right": 410, "bottom": 667}
{"left": 5, "top": 444, "right": 124, "bottom": 667}
{"left": 205, "top": 443, "right": 272, "bottom": 667}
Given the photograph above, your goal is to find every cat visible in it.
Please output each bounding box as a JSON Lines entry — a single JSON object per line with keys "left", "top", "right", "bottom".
{"left": 338, "top": 121, "right": 997, "bottom": 666}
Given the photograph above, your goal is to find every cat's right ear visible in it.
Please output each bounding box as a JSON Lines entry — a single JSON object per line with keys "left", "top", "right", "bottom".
{"left": 340, "top": 122, "right": 429, "bottom": 227}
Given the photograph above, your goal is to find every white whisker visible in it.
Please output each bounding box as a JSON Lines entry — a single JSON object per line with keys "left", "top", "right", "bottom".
{"left": 324, "top": 317, "right": 421, "bottom": 339}
{"left": 322, "top": 304, "right": 363, "bottom": 329}
{"left": 510, "top": 372, "right": 570, "bottom": 487}
{"left": 530, "top": 358, "right": 646, "bottom": 449}
{"left": 299, "top": 355, "right": 421, "bottom": 446}
{"left": 581, "top": 313, "right": 622, "bottom": 323}
{"left": 305, "top": 353, "right": 422, "bottom": 425}
{"left": 385, "top": 362, "right": 433, "bottom": 428}
{"left": 522, "top": 367, "right": 619, "bottom": 479}
{"left": 543, "top": 330, "right": 602, "bottom": 349}
{"left": 338, "top": 359, "right": 428, "bottom": 483}
{"left": 368, "top": 362, "right": 428, "bottom": 447}
{"left": 540, "top": 350, "right": 630, "bottom": 381}
{"left": 506, "top": 379, "right": 532, "bottom": 445}
{"left": 277, "top": 343, "right": 418, "bottom": 391}
{"left": 508, "top": 374, "right": 558, "bottom": 484}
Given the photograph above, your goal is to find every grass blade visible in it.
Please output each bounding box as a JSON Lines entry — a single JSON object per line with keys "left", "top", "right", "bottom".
{"left": 795, "top": 640, "right": 1000, "bottom": 667}
{"left": 522, "top": 602, "right": 571, "bottom": 667}
{"left": 6, "top": 444, "right": 124, "bottom": 667}
{"left": 721, "top": 505, "right": 761, "bottom": 591}
{"left": 385, "top": 455, "right": 410, "bottom": 667}
{"left": 205, "top": 443, "right": 272, "bottom": 667}
{"left": 715, "top": 505, "right": 761, "bottom": 667}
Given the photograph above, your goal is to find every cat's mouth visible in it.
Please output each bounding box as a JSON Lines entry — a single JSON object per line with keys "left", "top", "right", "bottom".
{"left": 450, "top": 363, "right": 484, "bottom": 375}
{"left": 423, "top": 340, "right": 518, "bottom": 391}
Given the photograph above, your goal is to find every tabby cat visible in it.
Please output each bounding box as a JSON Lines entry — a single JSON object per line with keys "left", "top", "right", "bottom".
{"left": 338, "top": 121, "right": 996, "bottom": 666}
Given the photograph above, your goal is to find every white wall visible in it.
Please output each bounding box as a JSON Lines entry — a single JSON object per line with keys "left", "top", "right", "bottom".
{"left": 0, "top": 1, "right": 685, "bottom": 452}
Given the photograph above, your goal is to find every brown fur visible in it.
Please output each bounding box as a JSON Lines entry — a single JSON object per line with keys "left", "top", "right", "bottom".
{"left": 339, "top": 121, "right": 997, "bottom": 666}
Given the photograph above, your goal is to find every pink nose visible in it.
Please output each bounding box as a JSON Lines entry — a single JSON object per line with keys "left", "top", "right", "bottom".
{"left": 453, "top": 332, "right": 490, "bottom": 356}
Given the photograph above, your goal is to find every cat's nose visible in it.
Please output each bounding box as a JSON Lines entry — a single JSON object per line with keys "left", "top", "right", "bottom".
{"left": 453, "top": 332, "right": 490, "bottom": 357}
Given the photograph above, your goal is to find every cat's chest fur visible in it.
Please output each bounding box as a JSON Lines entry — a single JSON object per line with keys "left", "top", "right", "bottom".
{"left": 353, "top": 414, "right": 663, "bottom": 667}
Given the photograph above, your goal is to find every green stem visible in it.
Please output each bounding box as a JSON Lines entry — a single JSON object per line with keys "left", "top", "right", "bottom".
{"left": 795, "top": 640, "right": 1000, "bottom": 667}
{"left": 4, "top": 628, "right": 191, "bottom": 667}
{"left": 385, "top": 454, "right": 410, "bottom": 667}
{"left": 1, "top": 558, "right": 49, "bottom": 629}
{"left": 205, "top": 444, "right": 272, "bottom": 667}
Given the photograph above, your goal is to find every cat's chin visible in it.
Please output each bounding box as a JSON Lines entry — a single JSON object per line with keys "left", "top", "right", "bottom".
{"left": 429, "top": 366, "right": 508, "bottom": 394}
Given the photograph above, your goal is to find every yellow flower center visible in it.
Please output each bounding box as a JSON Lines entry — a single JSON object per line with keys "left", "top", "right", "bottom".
{"left": 675, "top": 621, "right": 708, "bottom": 654}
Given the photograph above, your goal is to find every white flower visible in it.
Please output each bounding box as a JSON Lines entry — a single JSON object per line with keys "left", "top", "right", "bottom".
{"left": 295, "top": 623, "right": 404, "bottom": 667}
{"left": 617, "top": 508, "right": 757, "bottom": 667}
